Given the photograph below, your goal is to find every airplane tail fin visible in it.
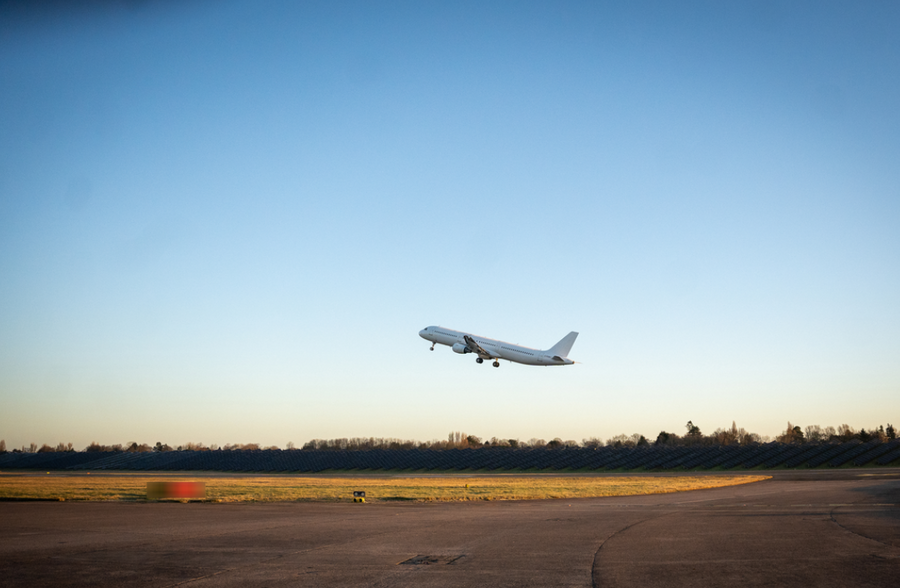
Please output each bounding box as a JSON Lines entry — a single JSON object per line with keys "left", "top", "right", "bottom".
{"left": 547, "top": 331, "right": 578, "bottom": 358}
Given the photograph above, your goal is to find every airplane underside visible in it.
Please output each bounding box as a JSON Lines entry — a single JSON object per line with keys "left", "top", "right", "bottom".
{"left": 419, "top": 326, "right": 578, "bottom": 368}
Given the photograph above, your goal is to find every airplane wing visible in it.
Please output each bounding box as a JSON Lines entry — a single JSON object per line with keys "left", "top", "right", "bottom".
{"left": 464, "top": 335, "right": 495, "bottom": 359}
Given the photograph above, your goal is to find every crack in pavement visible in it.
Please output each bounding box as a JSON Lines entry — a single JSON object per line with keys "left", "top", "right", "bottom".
{"left": 590, "top": 512, "right": 675, "bottom": 588}
{"left": 828, "top": 503, "right": 900, "bottom": 550}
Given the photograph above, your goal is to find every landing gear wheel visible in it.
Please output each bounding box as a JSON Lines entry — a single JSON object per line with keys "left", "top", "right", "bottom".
{"left": 476, "top": 358, "right": 483, "bottom": 364}
{"left": 430, "top": 345, "right": 434, "bottom": 351}
{"left": 492, "top": 361, "right": 500, "bottom": 367}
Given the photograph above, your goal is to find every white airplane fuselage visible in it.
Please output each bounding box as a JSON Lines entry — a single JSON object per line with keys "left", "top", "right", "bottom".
{"left": 418, "top": 326, "right": 578, "bottom": 367}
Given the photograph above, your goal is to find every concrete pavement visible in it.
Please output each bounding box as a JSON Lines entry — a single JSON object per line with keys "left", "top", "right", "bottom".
{"left": 1, "top": 470, "right": 897, "bottom": 587}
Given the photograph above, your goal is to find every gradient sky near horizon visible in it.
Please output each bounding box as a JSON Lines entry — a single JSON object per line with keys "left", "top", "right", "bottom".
{"left": 1, "top": 0, "right": 898, "bottom": 450}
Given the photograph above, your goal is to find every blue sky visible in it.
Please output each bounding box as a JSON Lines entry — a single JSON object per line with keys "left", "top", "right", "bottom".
{"left": 1, "top": 1, "right": 898, "bottom": 449}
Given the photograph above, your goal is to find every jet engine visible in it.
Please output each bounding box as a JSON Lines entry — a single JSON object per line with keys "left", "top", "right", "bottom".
{"left": 451, "top": 343, "right": 471, "bottom": 354}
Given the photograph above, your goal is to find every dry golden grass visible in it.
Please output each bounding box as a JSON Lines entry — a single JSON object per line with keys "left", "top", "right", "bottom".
{"left": 0, "top": 473, "right": 769, "bottom": 502}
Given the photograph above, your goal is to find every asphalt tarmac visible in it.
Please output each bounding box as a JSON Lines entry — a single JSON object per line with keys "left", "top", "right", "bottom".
{"left": 1, "top": 470, "right": 898, "bottom": 587}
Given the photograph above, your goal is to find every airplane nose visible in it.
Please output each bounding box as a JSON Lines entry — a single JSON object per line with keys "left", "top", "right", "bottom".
{"left": 418, "top": 329, "right": 426, "bottom": 338}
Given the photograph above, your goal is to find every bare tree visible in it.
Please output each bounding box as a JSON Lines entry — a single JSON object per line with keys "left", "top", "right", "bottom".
{"left": 734, "top": 425, "right": 755, "bottom": 445}
{"left": 804, "top": 425, "right": 823, "bottom": 443}
{"left": 777, "top": 422, "right": 802, "bottom": 443}
{"left": 181, "top": 442, "right": 208, "bottom": 451}
{"left": 0, "top": 439, "right": 5, "bottom": 453}
{"left": 627, "top": 433, "right": 647, "bottom": 446}
{"left": 606, "top": 434, "right": 634, "bottom": 448}
{"left": 85, "top": 442, "right": 124, "bottom": 452}
{"left": 582, "top": 437, "right": 604, "bottom": 449}
{"left": 836, "top": 424, "right": 855, "bottom": 441}
{"left": 711, "top": 422, "right": 739, "bottom": 445}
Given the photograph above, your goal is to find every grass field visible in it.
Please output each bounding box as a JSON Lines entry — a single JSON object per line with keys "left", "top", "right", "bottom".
{"left": 0, "top": 473, "right": 770, "bottom": 502}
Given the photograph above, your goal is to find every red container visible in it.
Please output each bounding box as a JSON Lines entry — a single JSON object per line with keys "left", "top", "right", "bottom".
{"left": 147, "top": 481, "right": 206, "bottom": 500}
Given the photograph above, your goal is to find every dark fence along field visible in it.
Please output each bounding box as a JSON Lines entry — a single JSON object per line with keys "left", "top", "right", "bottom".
{"left": 2, "top": 440, "right": 900, "bottom": 472}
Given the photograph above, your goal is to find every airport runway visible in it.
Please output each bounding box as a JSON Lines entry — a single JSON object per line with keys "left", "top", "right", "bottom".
{"left": 1, "top": 470, "right": 898, "bottom": 587}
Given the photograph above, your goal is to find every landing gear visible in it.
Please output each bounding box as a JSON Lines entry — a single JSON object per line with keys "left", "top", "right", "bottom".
{"left": 492, "top": 361, "right": 500, "bottom": 368}
{"left": 430, "top": 344, "right": 435, "bottom": 351}
{"left": 475, "top": 358, "right": 483, "bottom": 364}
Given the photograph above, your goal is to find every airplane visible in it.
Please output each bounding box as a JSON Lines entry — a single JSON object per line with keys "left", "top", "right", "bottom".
{"left": 418, "top": 326, "right": 578, "bottom": 368}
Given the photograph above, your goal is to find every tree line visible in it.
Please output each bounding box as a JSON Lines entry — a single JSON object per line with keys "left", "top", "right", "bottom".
{"left": 650, "top": 421, "right": 896, "bottom": 448}
{"left": 1, "top": 421, "right": 894, "bottom": 454}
